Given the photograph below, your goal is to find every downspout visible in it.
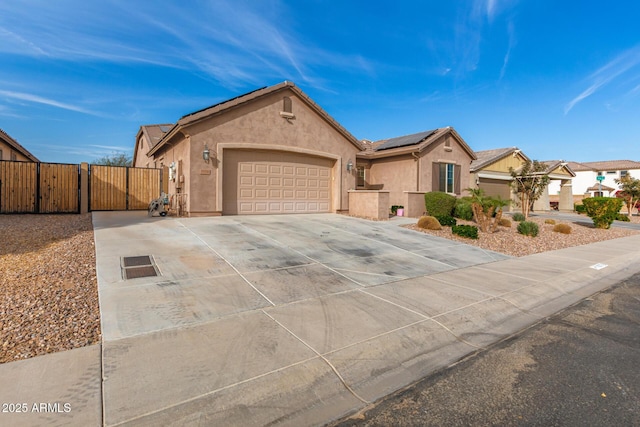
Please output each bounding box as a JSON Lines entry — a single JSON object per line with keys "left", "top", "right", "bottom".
{"left": 412, "top": 152, "right": 420, "bottom": 191}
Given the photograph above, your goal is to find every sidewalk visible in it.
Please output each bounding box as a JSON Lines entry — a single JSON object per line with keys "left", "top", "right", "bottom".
{"left": 2, "top": 214, "right": 640, "bottom": 426}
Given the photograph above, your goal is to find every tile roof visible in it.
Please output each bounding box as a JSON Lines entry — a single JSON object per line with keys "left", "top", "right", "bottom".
{"left": 141, "top": 124, "right": 174, "bottom": 149}
{"left": 358, "top": 127, "right": 476, "bottom": 160}
{"left": 470, "top": 147, "right": 526, "bottom": 172}
{"left": 0, "top": 128, "right": 39, "bottom": 162}
{"left": 574, "top": 160, "right": 640, "bottom": 171}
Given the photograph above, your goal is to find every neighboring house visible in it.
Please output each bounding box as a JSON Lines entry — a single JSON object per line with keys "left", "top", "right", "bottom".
{"left": 470, "top": 148, "right": 575, "bottom": 212}
{"left": 548, "top": 160, "right": 640, "bottom": 203}
{"left": 470, "top": 147, "right": 530, "bottom": 210}
{"left": 133, "top": 124, "right": 174, "bottom": 168}
{"left": 537, "top": 160, "right": 575, "bottom": 211}
{"left": 133, "top": 82, "right": 362, "bottom": 216}
{"left": 0, "top": 128, "right": 39, "bottom": 162}
{"left": 356, "top": 127, "right": 477, "bottom": 207}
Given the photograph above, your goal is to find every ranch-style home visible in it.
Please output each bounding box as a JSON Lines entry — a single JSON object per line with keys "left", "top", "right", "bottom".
{"left": 548, "top": 160, "right": 640, "bottom": 204}
{"left": 0, "top": 128, "right": 39, "bottom": 162}
{"left": 133, "top": 82, "right": 478, "bottom": 217}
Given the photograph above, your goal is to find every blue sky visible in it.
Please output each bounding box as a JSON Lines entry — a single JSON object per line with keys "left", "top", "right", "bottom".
{"left": 1, "top": 0, "right": 639, "bottom": 164}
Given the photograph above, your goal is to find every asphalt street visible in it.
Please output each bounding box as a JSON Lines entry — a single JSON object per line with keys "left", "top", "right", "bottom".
{"left": 332, "top": 272, "right": 640, "bottom": 427}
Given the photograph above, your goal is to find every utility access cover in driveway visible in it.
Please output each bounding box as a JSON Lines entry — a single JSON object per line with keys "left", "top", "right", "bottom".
{"left": 121, "top": 255, "right": 158, "bottom": 279}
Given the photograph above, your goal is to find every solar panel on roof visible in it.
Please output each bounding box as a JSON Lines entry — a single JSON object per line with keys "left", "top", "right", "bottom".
{"left": 375, "top": 129, "right": 437, "bottom": 151}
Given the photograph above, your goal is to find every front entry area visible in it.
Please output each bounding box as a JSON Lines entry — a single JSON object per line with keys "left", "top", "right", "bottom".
{"left": 223, "top": 150, "right": 334, "bottom": 215}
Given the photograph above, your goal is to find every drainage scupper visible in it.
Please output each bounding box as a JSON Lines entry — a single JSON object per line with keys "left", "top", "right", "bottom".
{"left": 121, "top": 255, "right": 159, "bottom": 279}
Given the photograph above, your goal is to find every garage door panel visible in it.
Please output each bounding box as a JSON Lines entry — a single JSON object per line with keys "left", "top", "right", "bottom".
{"left": 229, "top": 151, "right": 333, "bottom": 215}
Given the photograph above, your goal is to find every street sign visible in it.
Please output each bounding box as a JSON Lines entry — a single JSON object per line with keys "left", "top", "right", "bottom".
{"left": 596, "top": 175, "right": 605, "bottom": 182}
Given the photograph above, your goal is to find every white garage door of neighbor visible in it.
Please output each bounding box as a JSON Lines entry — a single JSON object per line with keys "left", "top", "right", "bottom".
{"left": 224, "top": 151, "right": 333, "bottom": 214}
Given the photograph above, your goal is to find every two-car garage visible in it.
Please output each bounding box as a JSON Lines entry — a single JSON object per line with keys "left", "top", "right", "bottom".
{"left": 222, "top": 150, "right": 334, "bottom": 215}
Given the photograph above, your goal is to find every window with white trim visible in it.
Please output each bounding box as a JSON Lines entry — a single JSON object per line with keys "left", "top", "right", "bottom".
{"left": 439, "top": 163, "right": 455, "bottom": 193}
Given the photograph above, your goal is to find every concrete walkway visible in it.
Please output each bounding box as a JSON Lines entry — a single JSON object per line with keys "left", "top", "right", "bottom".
{"left": 2, "top": 212, "right": 640, "bottom": 426}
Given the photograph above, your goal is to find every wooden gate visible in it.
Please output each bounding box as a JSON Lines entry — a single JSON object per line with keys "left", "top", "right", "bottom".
{"left": 0, "top": 161, "right": 79, "bottom": 213}
{"left": 89, "top": 165, "right": 162, "bottom": 211}
{"left": 39, "top": 163, "right": 79, "bottom": 213}
{"left": 0, "top": 161, "right": 37, "bottom": 213}
{"left": 0, "top": 161, "right": 161, "bottom": 213}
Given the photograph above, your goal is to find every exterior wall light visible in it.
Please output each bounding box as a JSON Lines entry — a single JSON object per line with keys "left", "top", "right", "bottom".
{"left": 346, "top": 159, "right": 353, "bottom": 172}
{"left": 203, "top": 144, "right": 211, "bottom": 162}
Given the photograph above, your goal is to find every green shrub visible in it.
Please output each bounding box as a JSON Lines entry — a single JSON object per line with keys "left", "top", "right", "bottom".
{"left": 544, "top": 219, "right": 556, "bottom": 225}
{"left": 424, "top": 192, "right": 456, "bottom": 217}
{"left": 582, "top": 197, "right": 624, "bottom": 229}
{"left": 453, "top": 198, "right": 474, "bottom": 221}
{"left": 574, "top": 203, "right": 586, "bottom": 214}
{"left": 616, "top": 213, "right": 631, "bottom": 222}
{"left": 451, "top": 224, "right": 478, "bottom": 239}
{"left": 517, "top": 221, "right": 539, "bottom": 237}
{"left": 498, "top": 218, "right": 512, "bottom": 227}
{"left": 417, "top": 216, "right": 442, "bottom": 230}
{"left": 435, "top": 215, "right": 457, "bottom": 227}
{"left": 553, "top": 223, "right": 572, "bottom": 234}
{"left": 512, "top": 212, "right": 526, "bottom": 222}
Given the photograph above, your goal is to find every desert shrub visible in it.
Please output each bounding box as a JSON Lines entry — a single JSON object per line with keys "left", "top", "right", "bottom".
{"left": 544, "top": 219, "right": 556, "bottom": 225}
{"left": 435, "top": 215, "right": 456, "bottom": 227}
{"left": 417, "top": 216, "right": 442, "bottom": 230}
{"left": 582, "top": 197, "right": 624, "bottom": 229}
{"left": 512, "top": 212, "right": 526, "bottom": 222}
{"left": 574, "top": 204, "right": 586, "bottom": 214}
{"left": 517, "top": 220, "right": 539, "bottom": 237}
{"left": 616, "top": 213, "right": 631, "bottom": 222}
{"left": 451, "top": 224, "right": 478, "bottom": 239}
{"left": 453, "top": 198, "right": 474, "bottom": 221}
{"left": 553, "top": 223, "right": 572, "bottom": 234}
{"left": 498, "top": 218, "right": 512, "bottom": 227}
{"left": 424, "top": 192, "right": 456, "bottom": 217}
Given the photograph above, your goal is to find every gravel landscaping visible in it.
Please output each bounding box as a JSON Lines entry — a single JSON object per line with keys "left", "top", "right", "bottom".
{"left": 406, "top": 214, "right": 640, "bottom": 257}
{"left": 0, "top": 214, "right": 100, "bottom": 364}
{"left": 1, "top": 211, "right": 638, "bottom": 364}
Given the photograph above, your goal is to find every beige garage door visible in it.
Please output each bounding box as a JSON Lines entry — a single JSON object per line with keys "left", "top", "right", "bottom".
{"left": 223, "top": 150, "right": 333, "bottom": 215}
{"left": 478, "top": 177, "right": 512, "bottom": 204}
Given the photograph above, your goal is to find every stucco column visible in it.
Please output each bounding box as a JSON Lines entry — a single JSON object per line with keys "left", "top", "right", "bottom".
{"left": 558, "top": 179, "right": 573, "bottom": 212}
{"left": 533, "top": 186, "right": 550, "bottom": 212}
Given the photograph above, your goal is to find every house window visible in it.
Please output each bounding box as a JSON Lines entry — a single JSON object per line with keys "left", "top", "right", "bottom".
{"left": 0, "top": 149, "right": 3, "bottom": 160}
{"left": 597, "top": 171, "right": 603, "bottom": 176}
{"left": 606, "top": 171, "right": 616, "bottom": 175}
{"left": 439, "top": 163, "right": 455, "bottom": 193}
{"left": 621, "top": 170, "right": 628, "bottom": 178}
{"left": 356, "top": 166, "right": 365, "bottom": 187}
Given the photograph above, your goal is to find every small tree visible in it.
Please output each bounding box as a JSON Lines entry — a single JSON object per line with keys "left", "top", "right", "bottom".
{"left": 93, "top": 152, "right": 132, "bottom": 167}
{"left": 467, "top": 188, "right": 509, "bottom": 233}
{"left": 509, "top": 160, "right": 550, "bottom": 219}
{"left": 614, "top": 175, "right": 640, "bottom": 216}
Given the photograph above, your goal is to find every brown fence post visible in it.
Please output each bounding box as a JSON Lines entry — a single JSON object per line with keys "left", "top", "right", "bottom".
{"left": 81, "top": 162, "right": 89, "bottom": 214}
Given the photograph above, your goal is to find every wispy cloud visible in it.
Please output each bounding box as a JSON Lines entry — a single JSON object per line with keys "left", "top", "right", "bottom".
{"left": 0, "top": 90, "right": 103, "bottom": 116}
{"left": 564, "top": 45, "right": 640, "bottom": 114}
{"left": 499, "top": 20, "right": 516, "bottom": 80}
{"left": 0, "top": 0, "right": 370, "bottom": 91}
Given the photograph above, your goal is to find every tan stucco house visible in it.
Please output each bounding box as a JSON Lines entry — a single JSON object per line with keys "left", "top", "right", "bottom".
{"left": 0, "top": 128, "right": 39, "bottom": 162}
{"left": 356, "top": 128, "right": 477, "bottom": 209}
{"left": 133, "top": 82, "right": 362, "bottom": 216}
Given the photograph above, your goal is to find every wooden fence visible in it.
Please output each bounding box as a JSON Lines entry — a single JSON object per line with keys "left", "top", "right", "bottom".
{"left": 0, "top": 160, "right": 163, "bottom": 214}
{"left": 90, "top": 165, "right": 161, "bottom": 211}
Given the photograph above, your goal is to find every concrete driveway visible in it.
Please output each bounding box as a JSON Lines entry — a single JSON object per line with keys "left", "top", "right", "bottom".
{"left": 88, "top": 212, "right": 640, "bottom": 426}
